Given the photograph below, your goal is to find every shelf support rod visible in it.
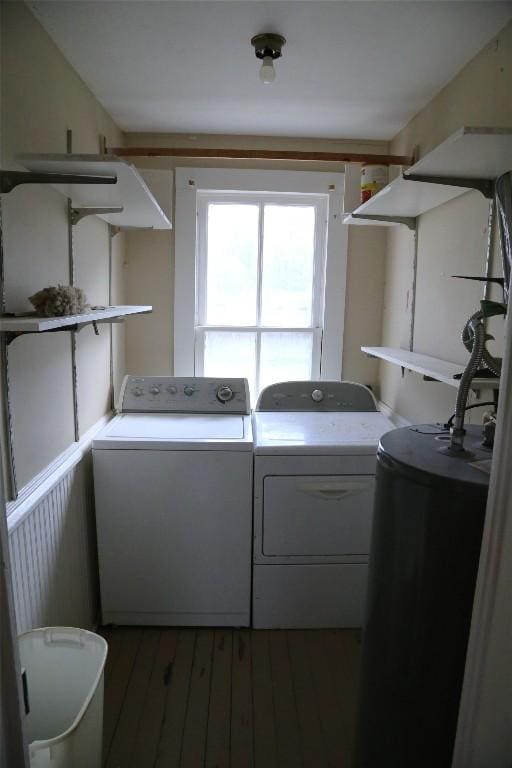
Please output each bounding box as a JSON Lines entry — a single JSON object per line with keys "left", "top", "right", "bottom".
{"left": 1, "top": 329, "right": 79, "bottom": 346}
{"left": 108, "top": 227, "right": 115, "bottom": 410}
{"left": 409, "top": 229, "right": 419, "bottom": 351}
{"left": 404, "top": 173, "right": 495, "bottom": 199}
{"left": 71, "top": 207, "right": 124, "bottom": 226}
{"left": 351, "top": 213, "right": 417, "bottom": 230}
{"left": 0, "top": 170, "right": 117, "bottom": 195}
{"left": 66, "top": 128, "right": 81, "bottom": 444}
{"left": 0, "top": 320, "right": 125, "bottom": 347}
{"left": 0, "top": 198, "right": 17, "bottom": 500}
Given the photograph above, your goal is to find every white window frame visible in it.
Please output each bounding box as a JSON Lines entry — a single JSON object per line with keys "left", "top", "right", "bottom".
{"left": 174, "top": 168, "right": 347, "bottom": 381}
{"left": 195, "top": 191, "right": 327, "bottom": 391}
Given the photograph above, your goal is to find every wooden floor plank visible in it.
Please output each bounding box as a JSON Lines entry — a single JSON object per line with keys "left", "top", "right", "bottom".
{"left": 269, "top": 630, "right": 302, "bottom": 768}
{"left": 99, "top": 626, "right": 123, "bottom": 685}
{"left": 103, "top": 628, "right": 143, "bottom": 761}
{"left": 252, "top": 630, "right": 278, "bottom": 768}
{"left": 309, "top": 630, "right": 347, "bottom": 768}
{"left": 326, "top": 630, "right": 362, "bottom": 765}
{"left": 102, "top": 627, "right": 361, "bottom": 768}
{"left": 205, "top": 629, "right": 233, "bottom": 768}
{"left": 180, "top": 628, "right": 215, "bottom": 768}
{"left": 154, "top": 629, "right": 196, "bottom": 768}
{"left": 106, "top": 628, "right": 161, "bottom": 768}
{"left": 288, "top": 630, "right": 326, "bottom": 768}
{"left": 130, "top": 629, "right": 179, "bottom": 768}
{"left": 231, "top": 629, "right": 254, "bottom": 768}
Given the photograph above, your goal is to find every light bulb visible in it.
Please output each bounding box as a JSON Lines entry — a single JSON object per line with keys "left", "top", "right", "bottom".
{"left": 259, "top": 56, "right": 275, "bottom": 84}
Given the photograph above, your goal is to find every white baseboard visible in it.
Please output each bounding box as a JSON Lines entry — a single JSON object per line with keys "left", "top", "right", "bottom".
{"left": 7, "top": 412, "right": 112, "bottom": 532}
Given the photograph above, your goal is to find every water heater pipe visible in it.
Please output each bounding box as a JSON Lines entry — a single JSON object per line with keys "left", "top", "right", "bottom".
{"left": 450, "top": 317, "right": 486, "bottom": 453}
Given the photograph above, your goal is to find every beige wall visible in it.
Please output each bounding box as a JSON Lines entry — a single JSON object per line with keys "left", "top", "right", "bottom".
{"left": 122, "top": 134, "right": 388, "bottom": 388}
{"left": 5, "top": 1, "right": 508, "bottom": 492}
{"left": 125, "top": 229, "right": 174, "bottom": 375}
{"left": 1, "top": 1, "right": 126, "bottom": 491}
{"left": 379, "top": 20, "right": 512, "bottom": 425}
{"left": 343, "top": 226, "right": 386, "bottom": 388}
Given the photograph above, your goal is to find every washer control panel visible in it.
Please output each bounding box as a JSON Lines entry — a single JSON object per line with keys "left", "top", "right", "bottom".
{"left": 256, "top": 381, "right": 377, "bottom": 412}
{"left": 118, "top": 376, "right": 250, "bottom": 414}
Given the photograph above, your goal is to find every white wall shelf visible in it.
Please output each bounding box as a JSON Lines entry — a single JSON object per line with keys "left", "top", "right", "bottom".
{"left": 345, "top": 127, "right": 512, "bottom": 227}
{"left": 362, "top": 346, "right": 500, "bottom": 390}
{"left": 0, "top": 305, "right": 152, "bottom": 334}
{"left": 16, "top": 154, "right": 172, "bottom": 229}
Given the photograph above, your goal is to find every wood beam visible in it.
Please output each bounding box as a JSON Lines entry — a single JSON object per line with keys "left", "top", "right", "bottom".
{"left": 108, "top": 146, "right": 412, "bottom": 166}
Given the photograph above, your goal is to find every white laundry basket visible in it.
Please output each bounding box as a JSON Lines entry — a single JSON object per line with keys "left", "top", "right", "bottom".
{"left": 18, "top": 627, "right": 108, "bottom": 768}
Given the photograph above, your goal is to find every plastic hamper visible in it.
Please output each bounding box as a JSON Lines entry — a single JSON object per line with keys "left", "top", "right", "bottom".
{"left": 18, "top": 627, "right": 108, "bottom": 768}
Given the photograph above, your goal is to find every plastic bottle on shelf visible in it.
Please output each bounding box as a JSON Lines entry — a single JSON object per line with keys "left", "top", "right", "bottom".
{"left": 360, "top": 164, "right": 388, "bottom": 204}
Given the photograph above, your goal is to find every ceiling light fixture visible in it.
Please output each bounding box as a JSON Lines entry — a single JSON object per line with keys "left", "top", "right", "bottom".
{"left": 251, "top": 33, "right": 286, "bottom": 84}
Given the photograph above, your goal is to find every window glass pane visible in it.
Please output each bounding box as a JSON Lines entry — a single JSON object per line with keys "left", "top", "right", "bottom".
{"left": 203, "top": 331, "right": 257, "bottom": 403}
{"left": 259, "top": 332, "right": 313, "bottom": 393}
{"left": 261, "top": 205, "right": 316, "bottom": 327}
{"left": 205, "top": 204, "right": 259, "bottom": 325}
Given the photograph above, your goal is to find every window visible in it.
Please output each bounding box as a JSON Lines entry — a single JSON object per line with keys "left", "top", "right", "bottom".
{"left": 175, "top": 169, "right": 347, "bottom": 402}
{"left": 195, "top": 192, "right": 327, "bottom": 396}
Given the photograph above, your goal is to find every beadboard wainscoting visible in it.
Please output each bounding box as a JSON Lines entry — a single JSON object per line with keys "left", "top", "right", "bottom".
{"left": 6, "top": 418, "right": 109, "bottom": 635}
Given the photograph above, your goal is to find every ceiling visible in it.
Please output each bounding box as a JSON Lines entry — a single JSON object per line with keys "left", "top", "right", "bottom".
{"left": 28, "top": 1, "right": 512, "bottom": 140}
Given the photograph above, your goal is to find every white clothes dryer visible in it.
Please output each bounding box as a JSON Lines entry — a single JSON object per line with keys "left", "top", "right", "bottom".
{"left": 93, "top": 376, "right": 253, "bottom": 627}
{"left": 252, "top": 381, "right": 395, "bottom": 629}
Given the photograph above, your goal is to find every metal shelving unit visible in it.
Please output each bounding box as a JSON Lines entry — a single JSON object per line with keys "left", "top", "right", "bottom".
{"left": 0, "top": 146, "right": 163, "bottom": 500}
{"left": 16, "top": 153, "right": 172, "bottom": 229}
{"left": 353, "top": 127, "right": 510, "bottom": 398}
{"left": 362, "top": 346, "right": 500, "bottom": 390}
{"left": 0, "top": 305, "right": 152, "bottom": 336}
{"left": 344, "top": 127, "right": 512, "bottom": 228}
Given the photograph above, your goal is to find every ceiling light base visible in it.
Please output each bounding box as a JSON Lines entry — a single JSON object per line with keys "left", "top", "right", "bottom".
{"left": 251, "top": 33, "right": 286, "bottom": 61}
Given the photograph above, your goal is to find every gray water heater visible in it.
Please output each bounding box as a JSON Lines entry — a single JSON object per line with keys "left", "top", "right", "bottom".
{"left": 353, "top": 424, "right": 491, "bottom": 768}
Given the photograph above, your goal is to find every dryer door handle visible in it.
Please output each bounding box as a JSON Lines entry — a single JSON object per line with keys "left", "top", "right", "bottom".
{"left": 297, "top": 480, "right": 371, "bottom": 502}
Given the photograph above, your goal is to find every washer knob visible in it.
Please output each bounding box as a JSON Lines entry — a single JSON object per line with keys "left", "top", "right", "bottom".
{"left": 216, "top": 385, "right": 234, "bottom": 403}
{"left": 184, "top": 385, "right": 195, "bottom": 397}
{"left": 166, "top": 385, "right": 177, "bottom": 394}
{"left": 311, "top": 389, "right": 324, "bottom": 403}
{"left": 149, "top": 385, "right": 161, "bottom": 395}
{"left": 131, "top": 386, "right": 144, "bottom": 397}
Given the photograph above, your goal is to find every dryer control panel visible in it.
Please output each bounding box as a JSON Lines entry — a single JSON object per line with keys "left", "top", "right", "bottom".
{"left": 118, "top": 376, "right": 250, "bottom": 414}
{"left": 256, "top": 380, "right": 377, "bottom": 412}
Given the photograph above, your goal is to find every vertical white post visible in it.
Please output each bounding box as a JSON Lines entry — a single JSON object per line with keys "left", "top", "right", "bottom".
{"left": 452, "top": 281, "right": 512, "bottom": 767}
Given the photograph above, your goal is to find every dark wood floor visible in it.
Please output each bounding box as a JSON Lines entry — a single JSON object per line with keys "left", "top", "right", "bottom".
{"left": 99, "top": 627, "right": 361, "bottom": 768}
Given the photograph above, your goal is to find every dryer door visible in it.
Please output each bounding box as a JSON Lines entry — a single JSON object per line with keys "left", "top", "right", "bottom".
{"left": 262, "top": 474, "right": 375, "bottom": 556}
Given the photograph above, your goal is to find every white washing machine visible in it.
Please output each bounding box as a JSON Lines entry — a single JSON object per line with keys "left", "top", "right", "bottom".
{"left": 252, "top": 381, "right": 395, "bottom": 629}
{"left": 93, "top": 375, "right": 253, "bottom": 627}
